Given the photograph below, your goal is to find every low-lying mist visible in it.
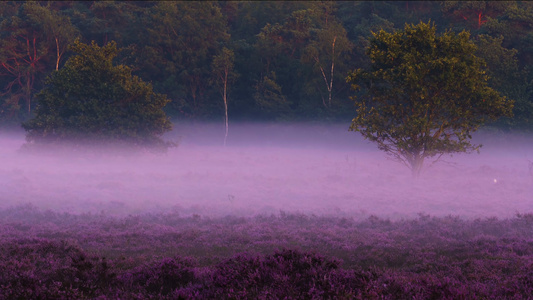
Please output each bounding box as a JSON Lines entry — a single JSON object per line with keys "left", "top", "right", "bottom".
{"left": 1, "top": 122, "right": 532, "bottom": 219}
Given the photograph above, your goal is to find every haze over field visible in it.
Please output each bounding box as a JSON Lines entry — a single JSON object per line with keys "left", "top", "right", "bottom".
{"left": 1, "top": 122, "right": 532, "bottom": 219}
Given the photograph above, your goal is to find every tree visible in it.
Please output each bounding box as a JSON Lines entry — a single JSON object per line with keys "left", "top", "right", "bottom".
{"left": 441, "top": 1, "right": 509, "bottom": 30}
{"left": 22, "top": 39, "right": 172, "bottom": 149}
{"left": 253, "top": 3, "right": 353, "bottom": 118}
{"left": 138, "top": 2, "right": 230, "bottom": 118}
{"left": 0, "top": 2, "right": 50, "bottom": 116}
{"left": 211, "top": 47, "right": 237, "bottom": 146}
{"left": 0, "top": 2, "right": 78, "bottom": 124}
{"left": 302, "top": 3, "right": 353, "bottom": 109}
{"left": 347, "top": 21, "right": 513, "bottom": 176}
{"left": 482, "top": 1, "right": 533, "bottom": 65}
{"left": 475, "top": 34, "right": 532, "bottom": 129}
{"left": 254, "top": 72, "right": 292, "bottom": 120}
{"left": 37, "top": 3, "right": 79, "bottom": 71}
{"left": 68, "top": 1, "right": 143, "bottom": 47}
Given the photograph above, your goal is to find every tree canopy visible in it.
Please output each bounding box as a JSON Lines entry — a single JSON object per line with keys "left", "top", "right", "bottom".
{"left": 22, "top": 39, "right": 172, "bottom": 149}
{"left": 0, "top": 1, "right": 531, "bottom": 129}
{"left": 347, "top": 21, "right": 514, "bottom": 176}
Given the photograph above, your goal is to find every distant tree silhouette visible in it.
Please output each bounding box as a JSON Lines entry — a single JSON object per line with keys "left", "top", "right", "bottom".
{"left": 23, "top": 39, "right": 172, "bottom": 150}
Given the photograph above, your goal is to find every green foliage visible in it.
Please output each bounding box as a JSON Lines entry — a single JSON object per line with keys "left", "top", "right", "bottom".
{"left": 0, "top": 2, "right": 78, "bottom": 125}
{"left": 0, "top": 2, "right": 50, "bottom": 118}
{"left": 137, "top": 2, "right": 230, "bottom": 118}
{"left": 22, "top": 39, "right": 172, "bottom": 149}
{"left": 67, "top": 1, "right": 145, "bottom": 47}
{"left": 254, "top": 72, "right": 292, "bottom": 120}
{"left": 227, "top": 1, "right": 308, "bottom": 42}
{"left": 347, "top": 21, "right": 513, "bottom": 176}
{"left": 301, "top": 4, "right": 353, "bottom": 110}
{"left": 0, "top": 1, "right": 532, "bottom": 127}
{"left": 253, "top": 2, "right": 353, "bottom": 118}
{"left": 475, "top": 34, "right": 532, "bottom": 129}
{"left": 211, "top": 47, "right": 238, "bottom": 94}
{"left": 441, "top": 1, "right": 509, "bottom": 31}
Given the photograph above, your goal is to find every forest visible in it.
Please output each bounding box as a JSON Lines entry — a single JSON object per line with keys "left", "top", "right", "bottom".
{"left": 0, "top": 1, "right": 532, "bottom": 130}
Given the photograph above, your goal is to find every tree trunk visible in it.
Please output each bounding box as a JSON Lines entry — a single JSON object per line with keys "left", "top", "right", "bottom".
{"left": 317, "top": 36, "right": 336, "bottom": 109}
{"left": 223, "top": 68, "right": 228, "bottom": 147}
{"left": 410, "top": 154, "right": 424, "bottom": 177}
{"left": 328, "top": 36, "right": 336, "bottom": 107}
{"left": 55, "top": 37, "right": 60, "bottom": 71}
{"left": 26, "top": 75, "right": 31, "bottom": 114}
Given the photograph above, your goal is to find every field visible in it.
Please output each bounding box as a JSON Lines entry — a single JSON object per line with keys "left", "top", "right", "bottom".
{"left": 1, "top": 123, "right": 533, "bottom": 298}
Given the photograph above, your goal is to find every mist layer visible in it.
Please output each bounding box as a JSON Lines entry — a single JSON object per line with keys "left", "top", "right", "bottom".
{"left": 1, "top": 123, "right": 532, "bottom": 219}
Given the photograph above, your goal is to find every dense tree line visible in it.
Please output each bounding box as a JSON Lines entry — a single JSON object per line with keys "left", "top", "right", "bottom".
{"left": 0, "top": 1, "right": 532, "bottom": 130}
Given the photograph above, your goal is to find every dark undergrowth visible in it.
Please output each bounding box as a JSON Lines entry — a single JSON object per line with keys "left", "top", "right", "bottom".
{"left": 1, "top": 204, "right": 532, "bottom": 299}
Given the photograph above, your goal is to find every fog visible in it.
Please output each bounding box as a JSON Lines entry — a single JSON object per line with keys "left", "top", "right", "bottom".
{"left": 1, "top": 122, "right": 532, "bottom": 219}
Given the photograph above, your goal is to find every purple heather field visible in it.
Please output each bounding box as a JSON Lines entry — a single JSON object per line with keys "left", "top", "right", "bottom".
{"left": 1, "top": 122, "right": 533, "bottom": 298}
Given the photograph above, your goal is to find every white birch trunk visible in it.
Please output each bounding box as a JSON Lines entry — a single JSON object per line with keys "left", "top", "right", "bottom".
{"left": 223, "top": 68, "right": 229, "bottom": 147}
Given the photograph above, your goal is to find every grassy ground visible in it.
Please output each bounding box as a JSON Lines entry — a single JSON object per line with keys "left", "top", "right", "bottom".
{"left": 1, "top": 205, "right": 533, "bottom": 298}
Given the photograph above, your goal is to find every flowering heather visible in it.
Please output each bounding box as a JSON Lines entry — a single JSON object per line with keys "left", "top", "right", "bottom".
{"left": 1, "top": 205, "right": 533, "bottom": 298}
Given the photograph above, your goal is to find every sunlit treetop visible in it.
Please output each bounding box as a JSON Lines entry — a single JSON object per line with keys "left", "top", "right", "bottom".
{"left": 347, "top": 21, "right": 513, "bottom": 176}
